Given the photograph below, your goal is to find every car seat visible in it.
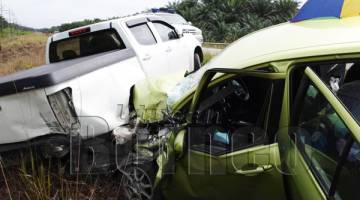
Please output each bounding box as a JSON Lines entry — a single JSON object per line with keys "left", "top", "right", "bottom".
{"left": 62, "top": 50, "right": 77, "bottom": 60}
{"left": 345, "top": 63, "right": 360, "bottom": 83}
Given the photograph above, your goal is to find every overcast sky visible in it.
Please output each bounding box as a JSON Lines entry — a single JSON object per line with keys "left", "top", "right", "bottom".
{"left": 2, "top": 0, "right": 176, "bottom": 28}
{"left": 2, "top": 0, "right": 307, "bottom": 29}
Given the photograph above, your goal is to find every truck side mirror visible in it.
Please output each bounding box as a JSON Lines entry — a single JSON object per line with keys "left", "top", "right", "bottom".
{"left": 169, "top": 31, "right": 178, "bottom": 40}
{"left": 175, "top": 28, "right": 184, "bottom": 38}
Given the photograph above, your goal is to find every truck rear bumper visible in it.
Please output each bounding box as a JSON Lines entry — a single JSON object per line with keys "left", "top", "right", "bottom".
{"left": 0, "top": 87, "right": 81, "bottom": 146}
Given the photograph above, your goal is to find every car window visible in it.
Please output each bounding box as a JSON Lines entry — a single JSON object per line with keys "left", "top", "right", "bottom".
{"left": 129, "top": 24, "right": 157, "bottom": 45}
{"left": 295, "top": 81, "right": 351, "bottom": 193}
{"left": 49, "top": 29, "right": 126, "bottom": 63}
{"left": 152, "top": 22, "right": 178, "bottom": 42}
{"left": 308, "top": 62, "right": 360, "bottom": 124}
{"left": 188, "top": 76, "right": 272, "bottom": 155}
{"left": 290, "top": 62, "right": 360, "bottom": 199}
{"left": 335, "top": 140, "right": 360, "bottom": 200}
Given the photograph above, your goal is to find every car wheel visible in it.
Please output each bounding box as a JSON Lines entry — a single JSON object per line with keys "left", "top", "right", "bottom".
{"left": 123, "top": 164, "right": 154, "bottom": 200}
{"left": 194, "top": 53, "right": 202, "bottom": 71}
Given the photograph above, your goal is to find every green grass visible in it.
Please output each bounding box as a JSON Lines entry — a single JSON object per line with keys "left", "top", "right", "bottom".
{"left": 203, "top": 52, "right": 214, "bottom": 64}
{"left": 0, "top": 28, "right": 32, "bottom": 38}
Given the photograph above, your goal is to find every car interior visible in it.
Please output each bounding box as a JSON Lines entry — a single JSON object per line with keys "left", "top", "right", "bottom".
{"left": 187, "top": 75, "right": 284, "bottom": 156}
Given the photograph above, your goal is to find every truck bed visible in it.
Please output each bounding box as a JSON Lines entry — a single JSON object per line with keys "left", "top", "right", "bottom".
{"left": 0, "top": 48, "right": 135, "bottom": 97}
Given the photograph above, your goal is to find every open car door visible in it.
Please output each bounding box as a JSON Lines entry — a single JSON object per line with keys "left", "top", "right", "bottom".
{"left": 156, "top": 68, "right": 287, "bottom": 200}
{"left": 278, "top": 64, "right": 360, "bottom": 200}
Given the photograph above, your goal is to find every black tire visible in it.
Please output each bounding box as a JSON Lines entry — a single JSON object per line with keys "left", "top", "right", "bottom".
{"left": 194, "top": 53, "right": 202, "bottom": 71}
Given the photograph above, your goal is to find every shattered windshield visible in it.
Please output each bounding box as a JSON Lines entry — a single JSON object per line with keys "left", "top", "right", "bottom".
{"left": 167, "top": 67, "right": 207, "bottom": 106}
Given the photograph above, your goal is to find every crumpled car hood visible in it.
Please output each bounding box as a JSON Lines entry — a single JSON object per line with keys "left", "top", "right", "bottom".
{"left": 133, "top": 73, "right": 185, "bottom": 123}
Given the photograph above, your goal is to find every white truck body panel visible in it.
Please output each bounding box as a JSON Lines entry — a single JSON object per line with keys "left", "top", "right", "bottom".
{"left": 0, "top": 14, "right": 202, "bottom": 148}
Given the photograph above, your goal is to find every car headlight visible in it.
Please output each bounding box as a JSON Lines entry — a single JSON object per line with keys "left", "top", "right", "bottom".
{"left": 48, "top": 88, "right": 79, "bottom": 133}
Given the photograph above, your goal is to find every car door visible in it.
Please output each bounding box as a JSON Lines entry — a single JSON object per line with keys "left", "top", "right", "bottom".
{"left": 156, "top": 68, "right": 287, "bottom": 200}
{"left": 150, "top": 21, "right": 190, "bottom": 75}
{"left": 126, "top": 19, "right": 168, "bottom": 78}
{"left": 278, "top": 64, "right": 360, "bottom": 200}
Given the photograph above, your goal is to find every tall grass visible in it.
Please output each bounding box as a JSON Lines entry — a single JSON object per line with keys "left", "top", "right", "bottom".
{"left": 0, "top": 150, "right": 125, "bottom": 200}
{"left": 0, "top": 28, "right": 32, "bottom": 38}
{"left": 0, "top": 32, "right": 48, "bottom": 76}
{"left": 203, "top": 52, "right": 214, "bottom": 65}
{"left": 0, "top": 157, "right": 13, "bottom": 200}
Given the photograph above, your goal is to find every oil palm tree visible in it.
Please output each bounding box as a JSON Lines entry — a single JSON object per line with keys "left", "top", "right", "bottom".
{"left": 168, "top": 0, "right": 299, "bottom": 42}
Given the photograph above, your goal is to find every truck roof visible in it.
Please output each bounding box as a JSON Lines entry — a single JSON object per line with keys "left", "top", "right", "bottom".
{"left": 50, "top": 14, "right": 160, "bottom": 42}
{"left": 206, "top": 16, "right": 360, "bottom": 72}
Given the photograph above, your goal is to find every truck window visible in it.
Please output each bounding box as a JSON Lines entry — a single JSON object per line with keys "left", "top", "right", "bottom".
{"left": 129, "top": 24, "right": 157, "bottom": 45}
{"left": 49, "top": 29, "right": 126, "bottom": 63}
{"left": 159, "top": 14, "right": 188, "bottom": 25}
{"left": 152, "top": 22, "right": 178, "bottom": 42}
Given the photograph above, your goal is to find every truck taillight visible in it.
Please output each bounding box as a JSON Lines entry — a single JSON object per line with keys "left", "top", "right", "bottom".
{"left": 48, "top": 88, "right": 79, "bottom": 133}
{"left": 69, "top": 27, "right": 90, "bottom": 37}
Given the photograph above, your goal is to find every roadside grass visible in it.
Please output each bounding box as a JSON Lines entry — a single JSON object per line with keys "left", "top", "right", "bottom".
{"left": 0, "top": 150, "right": 126, "bottom": 200}
{"left": 202, "top": 42, "right": 228, "bottom": 49}
{"left": 203, "top": 52, "right": 214, "bottom": 64}
{"left": 0, "top": 32, "right": 48, "bottom": 76}
{"left": 0, "top": 28, "right": 33, "bottom": 38}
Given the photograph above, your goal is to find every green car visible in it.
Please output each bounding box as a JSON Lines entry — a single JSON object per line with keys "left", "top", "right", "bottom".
{"left": 131, "top": 17, "right": 360, "bottom": 200}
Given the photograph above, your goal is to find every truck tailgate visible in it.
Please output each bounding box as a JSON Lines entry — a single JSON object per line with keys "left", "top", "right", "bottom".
{"left": 0, "top": 48, "right": 135, "bottom": 97}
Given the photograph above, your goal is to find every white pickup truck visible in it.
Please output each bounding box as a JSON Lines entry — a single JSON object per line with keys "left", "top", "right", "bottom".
{"left": 0, "top": 14, "right": 203, "bottom": 154}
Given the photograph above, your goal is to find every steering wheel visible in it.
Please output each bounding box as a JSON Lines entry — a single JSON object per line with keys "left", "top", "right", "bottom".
{"left": 220, "top": 79, "right": 250, "bottom": 113}
{"left": 230, "top": 80, "right": 250, "bottom": 101}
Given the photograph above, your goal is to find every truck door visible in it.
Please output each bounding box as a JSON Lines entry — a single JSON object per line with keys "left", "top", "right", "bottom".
{"left": 126, "top": 20, "right": 168, "bottom": 78}
{"left": 150, "top": 21, "right": 189, "bottom": 75}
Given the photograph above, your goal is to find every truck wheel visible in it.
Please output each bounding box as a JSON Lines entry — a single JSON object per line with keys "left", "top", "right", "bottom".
{"left": 194, "top": 53, "right": 202, "bottom": 71}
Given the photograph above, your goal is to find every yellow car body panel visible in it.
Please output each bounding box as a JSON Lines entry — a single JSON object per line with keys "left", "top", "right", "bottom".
{"left": 133, "top": 16, "right": 360, "bottom": 200}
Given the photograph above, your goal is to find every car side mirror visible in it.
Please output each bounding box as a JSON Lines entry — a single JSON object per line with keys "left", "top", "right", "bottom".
{"left": 175, "top": 28, "right": 184, "bottom": 38}
{"left": 188, "top": 21, "right": 192, "bottom": 25}
{"left": 184, "top": 70, "right": 196, "bottom": 77}
{"left": 174, "top": 130, "right": 186, "bottom": 158}
{"left": 168, "top": 32, "right": 178, "bottom": 40}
